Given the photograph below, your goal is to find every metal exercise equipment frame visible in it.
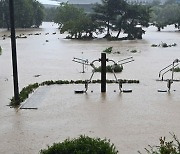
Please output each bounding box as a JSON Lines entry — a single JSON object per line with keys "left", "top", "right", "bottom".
{"left": 74, "top": 53, "right": 134, "bottom": 94}
{"left": 72, "top": 57, "right": 89, "bottom": 73}
{"left": 158, "top": 59, "right": 180, "bottom": 92}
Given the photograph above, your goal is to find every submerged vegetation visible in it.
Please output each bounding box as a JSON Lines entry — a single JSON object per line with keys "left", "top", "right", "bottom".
{"left": 10, "top": 79, "right": 139, "bottom": 107}
{"left": 95, "top": 65, "right": 123, "bottom": 73}
{"left": 103, "top": 47, "right": 113, "bottom": 54}
{"left": 40, "top": 135, "right": 118, "bottom": 154}
{"left": 151, "top": 42, "right": 177, "bottom": 48}
{"left": 171, "top": 67, "right": 180, "bottom": 72}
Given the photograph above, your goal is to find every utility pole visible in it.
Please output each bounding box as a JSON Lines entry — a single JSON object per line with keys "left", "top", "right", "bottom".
{"left": 9, "top": 0, "right": 20, "bottom": 105}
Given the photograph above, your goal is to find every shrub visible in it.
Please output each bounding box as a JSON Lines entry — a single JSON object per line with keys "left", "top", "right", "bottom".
{"left": 40, "top": 135, "right": 118, "bottom": 154}
{"left": 138, "top": 133, "right": 180, "bottom": 154}
{"left": 103, "top": 47, "right": 113, "bottom": 54}
{"left": 95, "top": 65, "right": 123, "bottom": 73}
{"left": 10, "top": 83, "right": 39, "bottom": 106}
{"left": 172, "top": 67, "right": 180, "bottom": 72}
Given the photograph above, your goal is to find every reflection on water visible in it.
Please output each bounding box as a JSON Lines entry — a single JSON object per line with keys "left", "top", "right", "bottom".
{"left": 0, "top": 22, "right": 180, "bottom": 154}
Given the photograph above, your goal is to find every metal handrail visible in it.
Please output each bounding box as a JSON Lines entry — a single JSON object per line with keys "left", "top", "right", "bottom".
{"left": 161, "top": 64, "right": 179, "bottom": 80}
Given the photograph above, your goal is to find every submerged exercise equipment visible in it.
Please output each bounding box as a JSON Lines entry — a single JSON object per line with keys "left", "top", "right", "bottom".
{"left": 158, "top": 59, "right": 180, "bottom": 92}
{"left": 72, "top": 57, "right": 89, "bottom": 73}
{"left": 74, "top": 53, "right": 134, "bottom": 94}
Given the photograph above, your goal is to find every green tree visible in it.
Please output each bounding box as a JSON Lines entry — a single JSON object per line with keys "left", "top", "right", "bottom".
{"left": 93, "top": 0, "right": 150, "bottom": 39}
{"left": 123, "top": 5, "right": 150, "bottom": 39}
{"left": 44, "top": 7, "right": 57, "bottom": 22}
{"left": 0, "top": 0, "right": 10, "bottom": 29}
{"left": 55, "top": 3, "right": 100, "bottom": 39}
{"left": 150, "top": 6, "right": 166, "bottom": 31}
{"left": 150, "top": 3, "right": 180, "bottom": 31}
{"left": 32, "top": 0, "right": 44, "bottom": 27}
{"left": 54, "top": 3, "right": 83, "bottom": 29}
{"left": 0, "top": 0, "right": 44, "bottom": 28}
{"left": 93, "top": 0, "right": 125, "bottom": 38}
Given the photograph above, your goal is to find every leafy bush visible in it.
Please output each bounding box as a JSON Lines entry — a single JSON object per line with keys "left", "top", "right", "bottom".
{"left": 10, "top": 83, "right": 39, "bottom": 106}
{"left": 171, "top": 67, "right": 180, "bottom": 72}
{"left": 40, "top": 135, "right": 118, "bottom": 154}
{"left": 95, "top": 65, "right": 123, "bottom": 73}
{"left": 139, "top": 133, "right": 180, "bottom": 154}
{"left": 103, "top": 47, "right": 113, "bottom": 54}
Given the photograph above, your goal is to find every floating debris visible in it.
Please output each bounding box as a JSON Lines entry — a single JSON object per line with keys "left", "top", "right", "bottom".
{"left": 151, "top": 42, "right": 177, "bottom": 48}
{"left": 130, "top": 49, "right": 138, "bottom": 53}
{"left": 33, "top": 75, "right": 41, "bottom": 77}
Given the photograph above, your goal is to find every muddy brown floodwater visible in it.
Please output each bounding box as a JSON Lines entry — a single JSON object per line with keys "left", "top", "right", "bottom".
{"left": 0, "top": 22, "right": 180, "bottom": 154}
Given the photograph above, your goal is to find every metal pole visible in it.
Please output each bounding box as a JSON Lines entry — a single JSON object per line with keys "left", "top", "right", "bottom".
{"left": 9, "top": 0, "right": 20, "bottom": 105}
{"left": 101, "top": 53, "right": 106, "bottom": 92}
{"left": 171, "top": 62, "right": 174, "bottom": 81}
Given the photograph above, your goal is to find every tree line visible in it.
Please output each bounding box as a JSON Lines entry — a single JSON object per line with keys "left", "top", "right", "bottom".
{"left": 54, "top": 0, "right": 151, "bottom": 40}
{"left": 0, "top": 0, "right": 44, "bottom": 29}
{"left": 52, "top": 0, "right": 180, "bottom": 40}
{"left": 150, "top": 0, "right": 180, "bottom": 31}
{"left": 1, "top": 0, "right": 180, "bottom": 39}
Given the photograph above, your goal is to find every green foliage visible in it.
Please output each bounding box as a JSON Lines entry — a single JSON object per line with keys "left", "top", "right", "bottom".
{"left": 139, "top": 133, "right": 180, "bottom": 154}
{"left": 55, "top": 3, "right": 100, "bottom": 39}
{"left": 171, "top": 67, "right": 180, "bottom": 72}
{"left": 103, "top": 47, "right": 113, "bottom": 53}
{"left": 10, "top": 83, "right": 39, "bottom": 106}
{"left": 40, "top": 135, "right": 118, "bottom": 154}
{"left": 150, "top": 3, "right": 180, "bottom": 31}
{"left": 10, "top": 79, "right": 139, "bottom": 107}
{"left": 0, "top": 0, "right": 44, "bottom": 28}
{"left": 53, "top": 0, "right": 151, "bottom": 40}
{"left": 93, "top": 0, "right": 150, "bottom": 39}
{"left": 44, "top": 7, "right": 57, "bottom": 22}
{"left": 95, "top": 65, "right": 123, "bottom": 73}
